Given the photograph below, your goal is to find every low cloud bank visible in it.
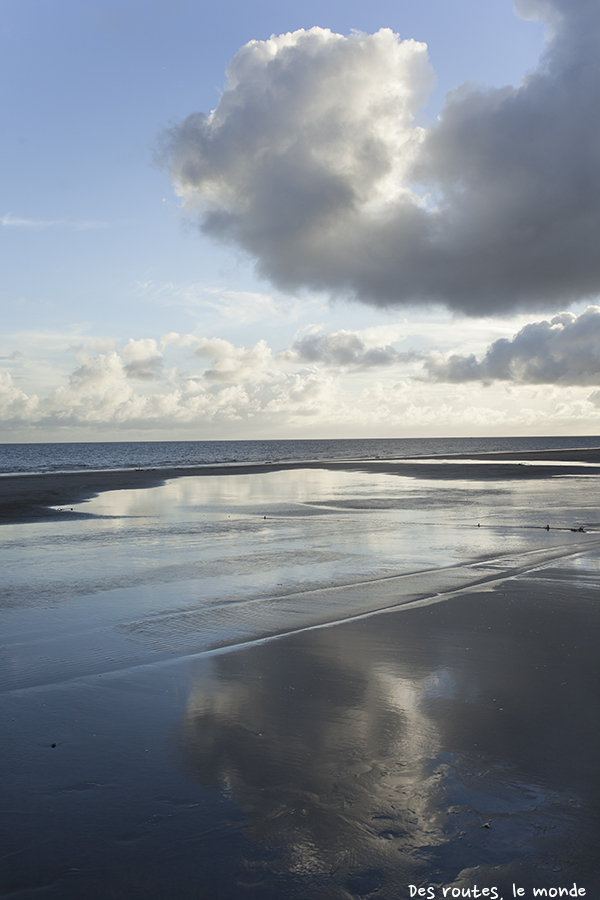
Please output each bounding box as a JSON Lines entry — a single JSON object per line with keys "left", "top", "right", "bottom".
{"left": 0, "top": 337, "right": 333, "bottom": 428}
{"left": 2, "top": 310, "right": 600, "bottom": 431}
{"left": 163, "top": 0, "right": 600, "bottom": 314}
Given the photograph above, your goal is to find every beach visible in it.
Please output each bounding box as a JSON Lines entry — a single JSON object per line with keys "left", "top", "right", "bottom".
{"left": 1, "top": 449, "right": 599, "bottom": 898}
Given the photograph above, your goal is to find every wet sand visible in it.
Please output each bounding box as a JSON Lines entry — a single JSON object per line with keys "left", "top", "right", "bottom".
{"left": 1, "top": 457, "right": 599, "bottom": 898}
{"left": 2, "top": 568, "right": 598, "bottom": 899}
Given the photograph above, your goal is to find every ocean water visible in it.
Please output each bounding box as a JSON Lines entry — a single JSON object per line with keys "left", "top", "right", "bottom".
{"left": 1, "top": 434, "right": 600, "bottom": 474}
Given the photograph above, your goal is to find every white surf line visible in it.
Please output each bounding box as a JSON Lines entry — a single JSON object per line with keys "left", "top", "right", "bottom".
{"left": 5, "top": 540, "right": 599, "bottom": 697}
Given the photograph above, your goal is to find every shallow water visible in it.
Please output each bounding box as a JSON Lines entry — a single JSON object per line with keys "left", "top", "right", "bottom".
{"left": 1, "top": 469, "right": 598, "bottom": 690}
{"left": 1, "top": 467, "right": 599, "bottom": 898}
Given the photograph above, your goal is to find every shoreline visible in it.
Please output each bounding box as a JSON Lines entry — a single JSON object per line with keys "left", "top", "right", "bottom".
{"left": 2, "top": 447, "right": 600, "bottom": 524}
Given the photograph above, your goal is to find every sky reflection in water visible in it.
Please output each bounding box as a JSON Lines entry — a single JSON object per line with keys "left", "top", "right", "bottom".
{"left": 1, "top": 467, "right": 598, "bottom": 898}
{"left": 177, "top": 586, "right": 599, "bottom": 897}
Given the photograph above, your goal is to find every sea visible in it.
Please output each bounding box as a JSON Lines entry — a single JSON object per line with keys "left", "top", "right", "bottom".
{"left": 1, "top": 434, "right": 599, "bottom": 474}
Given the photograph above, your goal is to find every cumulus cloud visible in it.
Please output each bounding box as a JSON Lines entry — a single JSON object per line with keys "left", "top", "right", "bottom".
{"left": 163, "top": 332, "right": 275, "bottom": 382}
{"left": 0, "top": 372, "right": 39, "bottom": 420}
{"left": 193, "top": 337, "right": 274, "bottom": 383}
{"left": 283, "top": 327, "right": 420, "bottom": 370}
{"left": 48, "top": 350, "right": 140, "bottom": 423}
{"left": 121, "top": 338, "right": 164, "bottom": 379}
{"left": 163, "top": 0, "right": 600, "bottom": 315}
{"left": 0, "top": 334, "right": 340, "bottom": 429}
{"left": 424, "top": 306, "right": 600, "bottom": 384}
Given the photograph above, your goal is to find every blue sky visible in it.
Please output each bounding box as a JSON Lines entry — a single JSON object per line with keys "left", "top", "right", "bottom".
{"left": 2, "top": 0, "right": 599, "bottom": 440}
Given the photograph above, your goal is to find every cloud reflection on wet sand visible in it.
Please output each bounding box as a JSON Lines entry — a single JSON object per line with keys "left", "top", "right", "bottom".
{"left": 177, "top": 579, "right": 599, "bottom": 897}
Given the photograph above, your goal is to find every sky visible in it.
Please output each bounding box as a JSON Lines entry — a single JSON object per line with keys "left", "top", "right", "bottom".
{"left": 2, "top": 0, "right": 599, "bottom": 442}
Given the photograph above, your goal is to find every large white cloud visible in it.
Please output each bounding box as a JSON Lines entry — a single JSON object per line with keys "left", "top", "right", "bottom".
{"left": 163, "top": 0, "right": 600, "bottom": 315}
{"left": 424, "top": 306, "right": 600, "bottom": 385}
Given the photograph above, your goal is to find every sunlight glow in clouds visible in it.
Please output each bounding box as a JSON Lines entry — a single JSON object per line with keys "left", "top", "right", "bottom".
{"left": 164, "top": 0, "right": 600, "bottom": 314}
